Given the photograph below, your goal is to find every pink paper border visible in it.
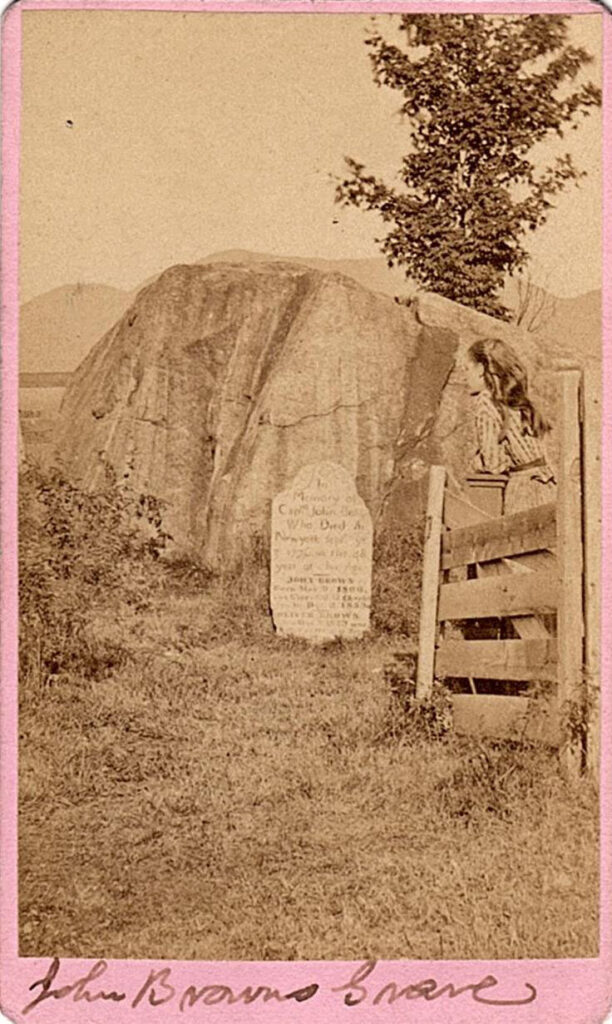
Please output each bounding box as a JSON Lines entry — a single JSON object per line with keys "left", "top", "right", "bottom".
{"left": 14, "top": 0, "right": 604, "bottom": 9}
{"left": 2, "top": 2, "right": 611, "bottom": 1023}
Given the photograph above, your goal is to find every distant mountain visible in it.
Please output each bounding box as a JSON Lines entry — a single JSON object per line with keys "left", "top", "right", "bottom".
{"left": 19, "top": 253, "right": 601, "bottom": 374}
{"left": 537, "top": 290, "right": 602, "bottom": 363}
{"left": 19, "top": 283, "right": 133, "bottom": 373}
{"left": 18, "top": 255, "right": 412, "bottom": 374}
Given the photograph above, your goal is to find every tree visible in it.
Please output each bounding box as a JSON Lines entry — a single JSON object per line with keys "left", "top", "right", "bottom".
{"left": 513, "top": 272, "right": 558, "bottom": 333}
{"left": 336, "top": 14, "right": 601, "bottom": 319}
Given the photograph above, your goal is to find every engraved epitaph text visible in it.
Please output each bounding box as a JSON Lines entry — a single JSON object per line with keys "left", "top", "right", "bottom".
{"left": 271, "top": 463, "right": 373, "bottom": 641}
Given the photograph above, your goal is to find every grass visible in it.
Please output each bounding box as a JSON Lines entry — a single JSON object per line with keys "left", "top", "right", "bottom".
{"left": 18, "top": 468, "right": 599, "bottom": 961}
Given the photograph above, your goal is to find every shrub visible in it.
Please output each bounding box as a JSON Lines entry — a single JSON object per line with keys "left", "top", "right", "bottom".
{"left": 19, "top": 463, "right": 170, "bottom": 694}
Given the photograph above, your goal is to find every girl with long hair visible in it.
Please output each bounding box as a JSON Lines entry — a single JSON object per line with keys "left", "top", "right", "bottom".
{"left": 464, "top": 337, "right": 556, "bottom": 513}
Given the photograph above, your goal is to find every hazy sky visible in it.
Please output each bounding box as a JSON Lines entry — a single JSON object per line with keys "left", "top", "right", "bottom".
{"left": 20, "top": 9, "right": 603, "bottom": 303}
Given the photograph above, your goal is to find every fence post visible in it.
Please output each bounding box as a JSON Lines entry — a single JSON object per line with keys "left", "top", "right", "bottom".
{"left": 416, "top": 465, "right": 446, "bottom": 700}
{"left": 581, "top": 361, "right": 601, "bottom": 780}
{"left": 557, "top": 370, "right": 584, "bottom": 777}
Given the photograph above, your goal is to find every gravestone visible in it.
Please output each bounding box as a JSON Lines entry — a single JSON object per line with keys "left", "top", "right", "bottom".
{"left": 270, "top": 462, "right": 373, "bottom": 642}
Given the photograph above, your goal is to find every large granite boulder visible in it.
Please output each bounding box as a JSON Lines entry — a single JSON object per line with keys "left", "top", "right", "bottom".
{"left": 55, "top": 261, "right": 457, "bottom": 566}
{"left": 366, "top": 290, "right": 572, "bottom": 531}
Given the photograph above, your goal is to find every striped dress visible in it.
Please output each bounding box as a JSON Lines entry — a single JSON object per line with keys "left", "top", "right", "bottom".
{"left": 471, "top": 390, "right": 556, "bottom": 514}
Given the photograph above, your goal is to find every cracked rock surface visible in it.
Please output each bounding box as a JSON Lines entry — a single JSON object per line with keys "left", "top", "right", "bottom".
{"left": 55, "top": 261, "right": 456, "bottom": 566}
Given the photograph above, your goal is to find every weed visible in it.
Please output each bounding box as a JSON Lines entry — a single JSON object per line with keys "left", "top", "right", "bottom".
{"left": 381, "top": 652, "right": 454, "bottom": 741}
{"left": 559, "top": 678, "right": 599, "bottom": 768}
{"left": 435, "top": 739, "right": 555, "bottom": 824}
{"left": 162, "top": 555, "right": 214, "bottom": 592}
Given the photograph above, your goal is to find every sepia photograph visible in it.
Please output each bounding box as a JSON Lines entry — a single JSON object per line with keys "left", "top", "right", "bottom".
{"left": 11, "top": 2, "right": 604, "bottom": 969}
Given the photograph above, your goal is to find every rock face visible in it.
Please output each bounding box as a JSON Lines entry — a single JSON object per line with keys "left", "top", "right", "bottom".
{"left": 55, "top": 261, "right": 457, "bottom": 566}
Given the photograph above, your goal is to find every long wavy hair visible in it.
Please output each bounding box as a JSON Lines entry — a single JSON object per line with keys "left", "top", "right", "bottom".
{"left": 467, "top": 338, "right": 551, "bottom": 438}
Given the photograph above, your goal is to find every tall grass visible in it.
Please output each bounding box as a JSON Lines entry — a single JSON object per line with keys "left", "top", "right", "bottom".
{"left": 18, "top": 466, "right": 599, "bottom": 960}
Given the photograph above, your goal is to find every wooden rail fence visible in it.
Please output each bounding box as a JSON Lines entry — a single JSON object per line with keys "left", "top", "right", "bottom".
{"left": 416, "top": 368, "right": 600, "bottom": 777}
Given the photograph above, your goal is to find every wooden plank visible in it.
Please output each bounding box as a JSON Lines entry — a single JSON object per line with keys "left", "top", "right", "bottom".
{"left": 442, "top": 503, "right": 556, "bottom": 569}
{"left": 500, "top": 551, "right": 556, "bottom": 573}
{"left": 557, "top": 371, "right": 584, "bottom": 777}
{"left": 416, "top": 466, "right": 446, "bottom": 699}
{"left": 451, "top": 694, "right": 560, "bottom": 745}
{"left": 444, "top": 489, "right": 552, "bottom": 639}
{"left": 475, "top": 552, "right": 554, "bottom": 639}
{"left": 438, "top": 571, "right": 558, "bottom": 621}
{"left": 582, "top": 362, "right": 601, "bottom": 779}
{"left": 436, "top": 639, "right": 557, "bottom": 681}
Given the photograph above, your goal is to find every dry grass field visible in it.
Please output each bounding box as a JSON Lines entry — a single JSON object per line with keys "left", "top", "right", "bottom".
{"left": 18, "top": 466, "right": 599, "bottom": 961}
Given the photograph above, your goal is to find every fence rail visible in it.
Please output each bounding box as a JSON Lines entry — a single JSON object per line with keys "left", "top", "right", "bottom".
{"left": 441, "top": 503, "right": 556, "bottom": 569}
{"left": 416, "top": 368, "right": 598, "bottom": 777}
{"left": 435, "top": 639, "right": 558, "bottom": 681}
{"left": 438, "top": 571, "right": 559, "bottom": 621}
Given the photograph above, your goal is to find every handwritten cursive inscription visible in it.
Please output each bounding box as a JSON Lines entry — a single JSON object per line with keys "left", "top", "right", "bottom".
{"left": 332, "top": 959, "right": 537, "bottom": 1007}
{"left": 131, "top": 967, "right": 319, "bottom": 1012}
{"left": 22, "top": 959, "right": 319, "bottom": 1015}
{"left": 23, "top": 957, "right": 537, "bottom": 1015}
{"left": 22, "top": 958, "right": 126, "bottom": 1015}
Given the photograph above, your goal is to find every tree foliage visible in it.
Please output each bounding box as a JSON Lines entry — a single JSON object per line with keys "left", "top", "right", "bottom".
{"left": 336, "top": 14, "right": 601, "bottom": 318}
